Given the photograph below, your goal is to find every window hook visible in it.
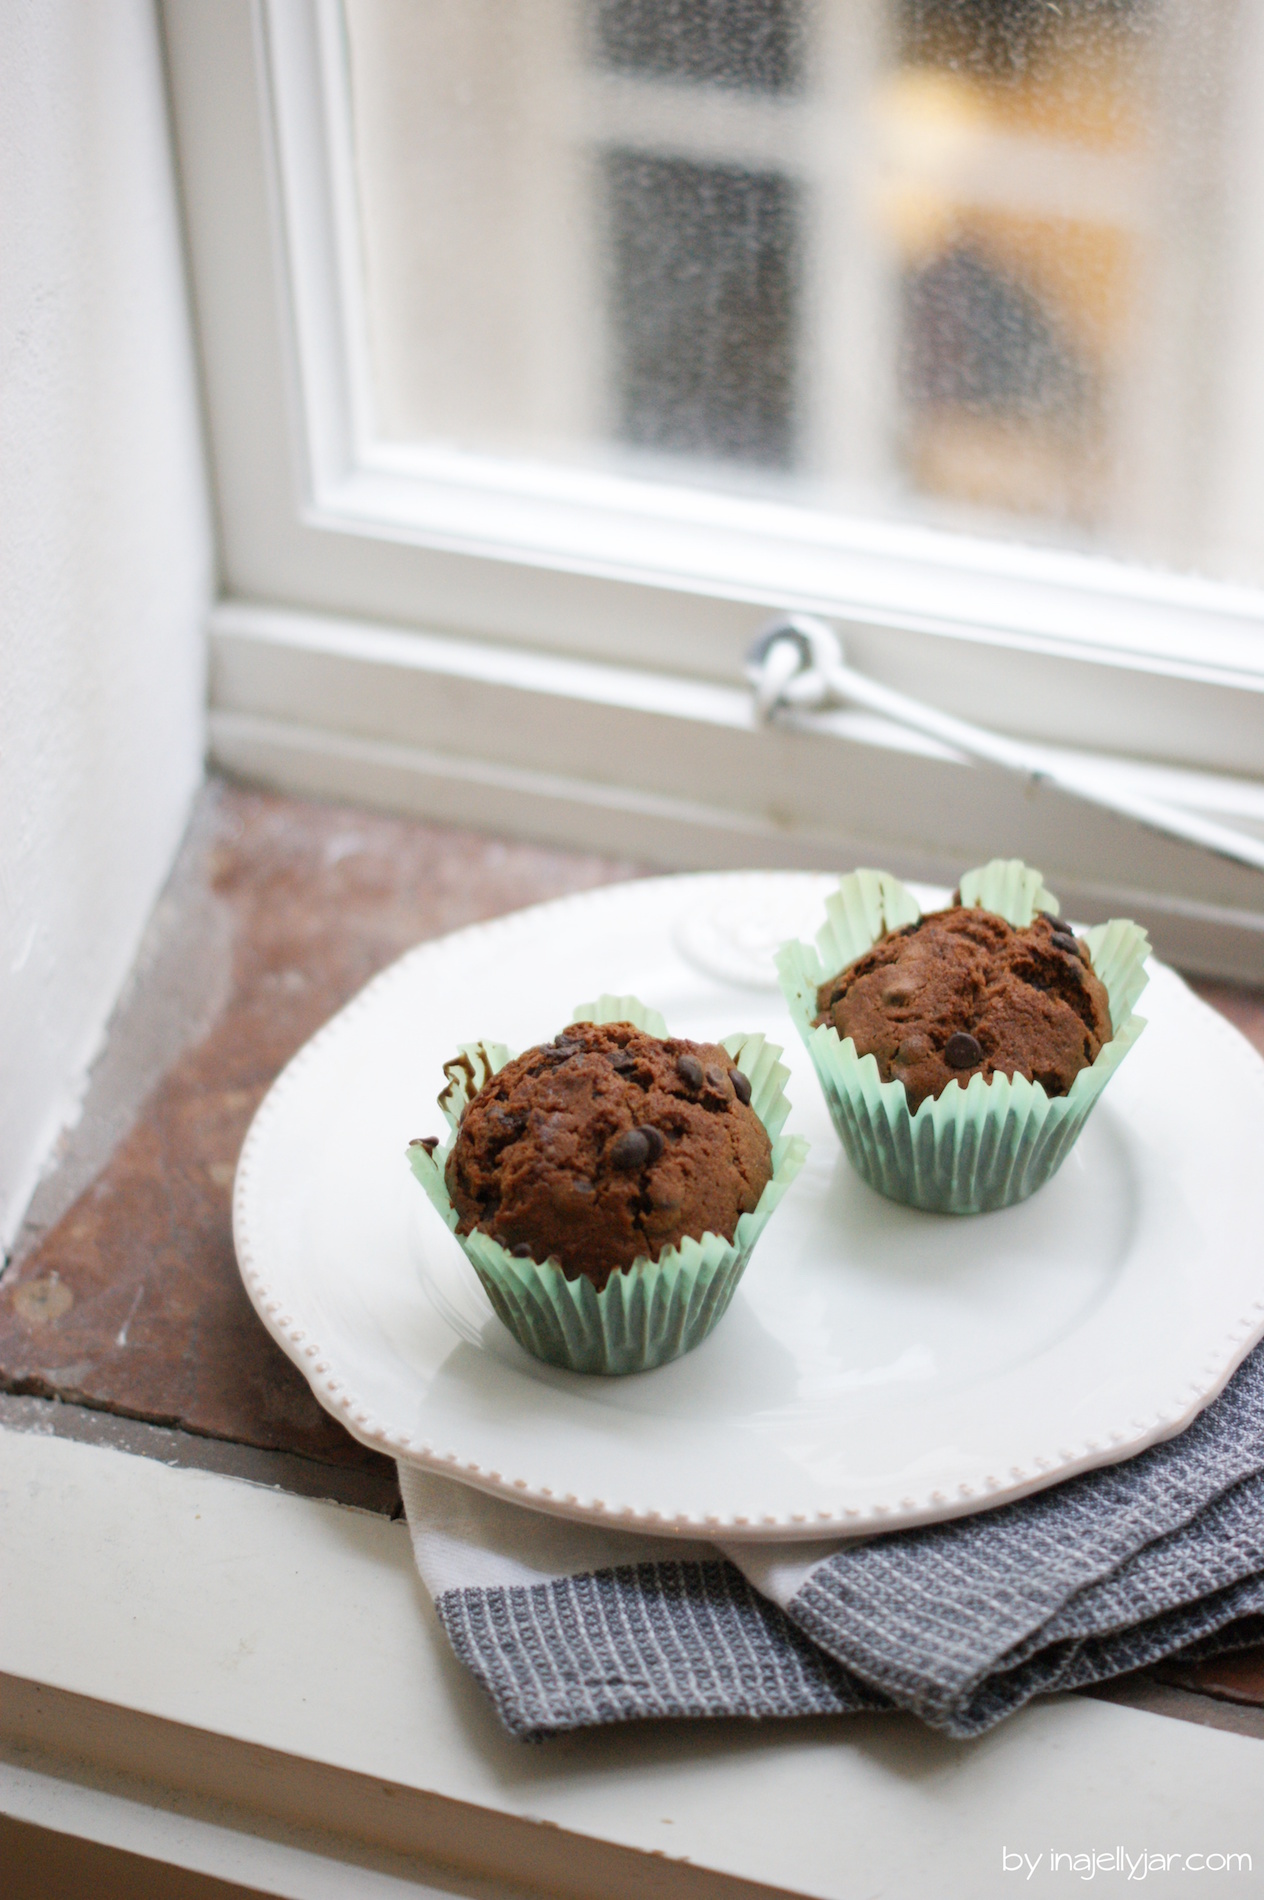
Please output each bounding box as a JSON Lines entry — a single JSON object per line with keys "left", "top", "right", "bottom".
{"left": 746, "top": 614, "right": 1264, "bottom": 875}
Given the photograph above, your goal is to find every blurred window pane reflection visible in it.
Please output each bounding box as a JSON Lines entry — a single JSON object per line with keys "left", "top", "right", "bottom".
{"left": 605, "top": 151, "right": 801, "bottom": 467}
{"left": 344, "top": 0, "right": 1262, "bottom": 583}
{"left": 592, "top": 0, "right": 805, "bottom": 94}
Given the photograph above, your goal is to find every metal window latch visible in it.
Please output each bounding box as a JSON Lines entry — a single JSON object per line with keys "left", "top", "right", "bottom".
{"left": 746, "top": 614, "right": 1264, "bottom": 876}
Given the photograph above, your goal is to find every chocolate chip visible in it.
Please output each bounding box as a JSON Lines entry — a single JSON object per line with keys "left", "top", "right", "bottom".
{"left": 609, "top": 1127, "right": 651, "bottom": 1170}
{"left": 675, "top": 1053, "right": 704, "bottom": 1090}
{"left": 729, "top": 1067, "right": 752, "bottom": 1105}
{"left": 1051, "top": 931, "right": 1080, "bottom": 957}
{"left": 609, "top": 1051, "right": 638, "bottom": 1074}
{"left": 705, "top": 1066, "right": 728, "bottom": 1093}
{"left": 609, "top": 1124, "right": 664, "bottom": 1169}
{"left": 509, "top": 1242, "right": 534, "bottom": 1259}
{"left": 945, "top": 1032, "right": 983, "bottom": 1069}
{"left": 410, "top": 1135, "right": 440, "bottom": 1153}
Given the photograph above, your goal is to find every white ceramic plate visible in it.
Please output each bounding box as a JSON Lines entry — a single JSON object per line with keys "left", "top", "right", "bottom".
{"left": 234, "top": 872, "right": 1264, "bottom": 1541}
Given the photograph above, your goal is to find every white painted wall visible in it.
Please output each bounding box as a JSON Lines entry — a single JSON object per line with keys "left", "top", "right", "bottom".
{"left": 0, "top": 0, "right": 211, "bottom": 1247}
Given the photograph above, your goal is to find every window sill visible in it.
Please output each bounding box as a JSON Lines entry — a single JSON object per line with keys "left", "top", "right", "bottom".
{"left": 7, "top": 1428, "right": 1262, "bottom": 1900}
{"left": 209, "top": 601, "right": 1264, "bottom": 982}
{"left": 3, "top": 778, "right": 1263, "bottom": 1895}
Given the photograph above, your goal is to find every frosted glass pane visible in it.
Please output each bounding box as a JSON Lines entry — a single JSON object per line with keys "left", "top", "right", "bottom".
{"left": 342, "top": 0, "right": 1264, "bottom": 584}
{"left": 604, "top": 150, "right": 800, "bottom": 466}
{"left": 592, "top": 0, "right": 805, "bottom": 93}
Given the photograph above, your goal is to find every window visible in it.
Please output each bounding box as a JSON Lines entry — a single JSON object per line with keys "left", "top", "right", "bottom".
{"left": 340, "top": 0, "right": 1263, "bottom": 580}
{"left": 163, "top": 0, "right": 1264, "bottom": 978}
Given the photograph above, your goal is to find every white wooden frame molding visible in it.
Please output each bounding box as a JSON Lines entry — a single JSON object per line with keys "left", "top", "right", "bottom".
{"left": 4, "top": 1427, "right": 1263, "bottom": 1899}
{"left": 210, "top": 602, "right": 1264, "bottom": 982}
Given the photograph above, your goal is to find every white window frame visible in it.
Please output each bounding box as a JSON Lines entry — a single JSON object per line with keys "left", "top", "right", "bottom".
{"left": 162, "top": 0, "right": 1264, "bottom": 979}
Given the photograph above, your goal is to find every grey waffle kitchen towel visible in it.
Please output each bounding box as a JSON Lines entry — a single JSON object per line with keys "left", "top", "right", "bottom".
{"left": 399, "top": 1339, "right": 1264, "bottom": 1740}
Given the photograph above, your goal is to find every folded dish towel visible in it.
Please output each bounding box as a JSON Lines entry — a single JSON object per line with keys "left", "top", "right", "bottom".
{"left": 399, "top": 1340, "right": 1264, "bottom": 1741}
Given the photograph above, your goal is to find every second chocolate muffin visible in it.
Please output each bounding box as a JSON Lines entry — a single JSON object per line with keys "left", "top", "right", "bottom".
{"left": 814, "top": 905, "right": 1112, "bottom": 1112}
{"left": 445, "top": 1020, "right": 772, "bottom": 1289}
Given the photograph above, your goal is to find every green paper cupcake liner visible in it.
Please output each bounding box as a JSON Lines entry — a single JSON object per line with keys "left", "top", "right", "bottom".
{"left": 409, "top": 993, "right": 808, "bottom": 1374}
{"left": 775, "top": 859, "right": 1150, "bottom": 1215}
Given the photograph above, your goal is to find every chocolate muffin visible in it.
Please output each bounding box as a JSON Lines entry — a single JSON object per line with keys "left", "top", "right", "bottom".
{"left": 814, "top": 906, "right": 1113, "bottom": 1112}
{"left": 444, "top": 1020, "right": 772, "bottom": 1289}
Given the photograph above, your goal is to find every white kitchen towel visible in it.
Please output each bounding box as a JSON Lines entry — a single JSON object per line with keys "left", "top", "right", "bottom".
{"left": 399, "top": 1339, "right": 1264, "bottom": 1740}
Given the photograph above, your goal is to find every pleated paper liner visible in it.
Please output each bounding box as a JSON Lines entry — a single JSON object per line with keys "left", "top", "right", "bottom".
{"left": 409, "top": 994, "right": 809, "bottom": 1374}
{"left": 775, "top": 860, "right": 1150, "bottom": 1215}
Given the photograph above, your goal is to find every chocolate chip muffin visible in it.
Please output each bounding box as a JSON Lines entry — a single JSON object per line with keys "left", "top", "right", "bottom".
{"left": 444, "top": 1020, "right": 772, "bottom": 1289}
{"left": 814, "top": 906, "right": 1112, "bottom": 1112}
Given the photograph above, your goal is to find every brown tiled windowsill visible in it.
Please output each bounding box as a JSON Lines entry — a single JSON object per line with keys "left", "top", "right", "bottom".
{"left": 1, "top": 777, "right": 1261, "bottom": 1731}
{"left": 0, "top": 781, "right": 640, "bottom": 1510}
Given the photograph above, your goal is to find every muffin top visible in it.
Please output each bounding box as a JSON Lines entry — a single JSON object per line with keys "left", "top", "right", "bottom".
{"left": 444, "top": 1020, "right": 773, "bottom": 1289}
{"left": 814, "top": 906, "right": 1112, "bottom": 1112}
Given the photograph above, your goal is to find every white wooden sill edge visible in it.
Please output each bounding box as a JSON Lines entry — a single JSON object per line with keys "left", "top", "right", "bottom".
{"left": 208, "top": 602, "right": 1264, "bottom": 982}
{"left": 1, "top": 1749, "right": 464, "bottom": 1900}
{"left": 319, "top": 458, "right": 1264, "bottom": 694}
{"left": 3, "top": 1430, "right": 1263, "bottom": 1900}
